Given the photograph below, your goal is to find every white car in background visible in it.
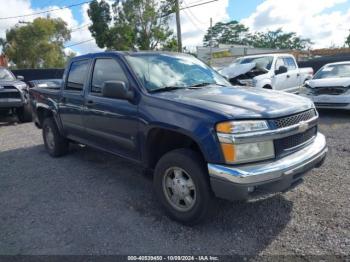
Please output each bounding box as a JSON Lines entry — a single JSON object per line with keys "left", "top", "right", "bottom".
{"left": 300, "top": 62, "right": 350, "bottom": 110}
{"left": 219, "top": 54, "right": 313, "bottom": 93}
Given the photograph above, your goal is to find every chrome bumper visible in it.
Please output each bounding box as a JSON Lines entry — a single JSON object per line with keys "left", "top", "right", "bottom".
{"left": 208, "top": 132, "right": 327, "bottom": 185}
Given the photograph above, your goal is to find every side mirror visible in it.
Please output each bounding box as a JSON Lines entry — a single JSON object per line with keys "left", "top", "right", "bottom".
{"left": 102, "top": 81, "right": 133, "bottom": 100}
{"left": 275, "top": 66, "right": 288, "bottom": 75}
{"left": 17, "top": 75, "right": 24, "bottom": 81}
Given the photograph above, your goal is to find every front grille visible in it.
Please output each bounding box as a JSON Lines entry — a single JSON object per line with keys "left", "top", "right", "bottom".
{"left": 312, "top": 87, "right": 347, "bottom": 95}
{"left": 274, "top": 127, "right": 317, "bottom": 157}
{"left": 0, "top": 91, "right": 21, "bottom": 99}
{"left": 3, "top": 85, "right": 17, "bottom": 90}
{"left": 272, "top": 109, "right": 317, "bottom": 129}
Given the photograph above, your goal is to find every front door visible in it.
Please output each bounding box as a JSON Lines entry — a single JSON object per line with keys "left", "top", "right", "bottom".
{"left": 59, "top": 59, "right": 91, "bottom": 138}
{"left": 83, "top": 57, "right": 140, "bottom": 160}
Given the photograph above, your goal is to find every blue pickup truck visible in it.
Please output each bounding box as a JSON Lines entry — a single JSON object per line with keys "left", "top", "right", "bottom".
{"left": 29, "top": 51, "right": 328, "bottom": 225}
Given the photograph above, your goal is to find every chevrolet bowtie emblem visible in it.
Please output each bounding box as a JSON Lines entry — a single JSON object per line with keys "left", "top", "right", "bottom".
{"left": 298, "top": 121, "right": 309, "bottom": 132}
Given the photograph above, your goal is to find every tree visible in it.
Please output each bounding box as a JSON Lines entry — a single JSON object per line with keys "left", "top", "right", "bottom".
{"left": 346, "top": 31, "right": 350, "bottom": 47}
{"left": 203, "top": 20, "right": 249, "bottom": 47}
{"left": 1, "top": 17, "right": 72, "bottom": 68}
{"left": 247, "top": 29, "right": 312, "bottom": 50}
{"left": 88, "top": 0, "right": 176, "bottom": 51}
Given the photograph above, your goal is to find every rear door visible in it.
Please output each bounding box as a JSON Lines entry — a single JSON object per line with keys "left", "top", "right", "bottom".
{"left": 273, "top": 57, "right": 290, "bottom": 91}
{"left": 59, "top": 59, "right": 91, "bottom": 138}
{"left": 283, "top": 57, "right": 300, "bottom": 92}
{"left": 83, "top": 56, "right": 140, "bottom": 160}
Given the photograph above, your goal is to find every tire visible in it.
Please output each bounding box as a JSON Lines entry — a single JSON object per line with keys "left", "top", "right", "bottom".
{"left": 263, "top": 85, "right": 272, "bottom": 90}
{"left": 153, "top": 148, "right": 215, "bottom": 225}
{"left": 42, "top": 118, "right": 69, "bottom": 157}
{"left": 17, "top": 104, "right": 32, "bottom": 123}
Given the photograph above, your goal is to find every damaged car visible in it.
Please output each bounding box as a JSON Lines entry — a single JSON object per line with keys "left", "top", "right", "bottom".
{"left": 0, "top": 67, "right": 32, "bottom": 122}
{"left": 300, "top": 61, "right": 350, "bottom": 110}
{"left": 219, "top": 54, "right": 313, "bottom": 93}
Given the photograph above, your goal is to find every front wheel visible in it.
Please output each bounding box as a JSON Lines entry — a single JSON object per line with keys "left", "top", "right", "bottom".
{"left": 153, "top": 148, "right": 214, "bottom": 225}
{"left": 42, "top": 118, "right": 69, "bottom": 157}
{"left": 17, "top": 104, "right": 32, "bottom": 123}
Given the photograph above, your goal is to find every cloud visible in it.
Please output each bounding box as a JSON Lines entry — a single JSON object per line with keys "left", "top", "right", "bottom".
{"left": 0, "top": 0, "right": 102, "bottom": 55}
{"left": 241, "top": 0, "right": 350, "bottom": 48}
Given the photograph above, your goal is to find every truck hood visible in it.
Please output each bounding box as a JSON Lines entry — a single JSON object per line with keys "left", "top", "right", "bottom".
{"left": 0, "top": 80, "right": 27, "bottom": 90}
{"left": 219, "top": 63, "right": 256, "bottom": 79}
{"left": 155, "top": 85, "right": 314, "bottom": 119}
{"left": 307, "top": 77, "right": 350, "bottom": 88}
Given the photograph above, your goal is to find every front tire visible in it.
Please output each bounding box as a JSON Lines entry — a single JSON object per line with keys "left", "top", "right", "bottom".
{"left": 154, "top": 148, "right": 214, "bottom": 225}
{"left": 17, "top": 104, "right": 32, "bottom": 123}
{"left": 42, "top": 118, "right": 69, "bottom": 157}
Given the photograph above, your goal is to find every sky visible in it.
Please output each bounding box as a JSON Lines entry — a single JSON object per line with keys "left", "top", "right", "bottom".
{"left": 0, "top": 0, "right": 350, "bottom": 55}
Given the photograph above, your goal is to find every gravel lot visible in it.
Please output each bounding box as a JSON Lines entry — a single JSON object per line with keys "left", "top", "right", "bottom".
{"left": 0, "top": 110, "right": 349, "bottom": 256}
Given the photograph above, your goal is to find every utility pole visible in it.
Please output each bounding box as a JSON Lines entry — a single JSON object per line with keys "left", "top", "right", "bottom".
{"left": 209, "top": 17, "right": 213, "bottom": 65}
{"left": 175, "top": 0, "right": 182, "bottom": 52}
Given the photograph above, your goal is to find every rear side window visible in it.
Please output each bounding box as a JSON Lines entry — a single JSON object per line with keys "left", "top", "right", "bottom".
{"left": 66, "top": 60, "right": 90, "bottom": 91}
{"left": 91, "top": 58, "right": 128, "bottom": 94}
{"left": 283, "top": 57, "right": 297, "bottom": 69}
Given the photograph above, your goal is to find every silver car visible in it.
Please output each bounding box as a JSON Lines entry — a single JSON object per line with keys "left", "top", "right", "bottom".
{"left": 300, "top": 62, "right": 350, "bottom": 110}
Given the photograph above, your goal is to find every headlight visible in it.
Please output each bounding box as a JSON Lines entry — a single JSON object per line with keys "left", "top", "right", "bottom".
{"left": 216, "top": 121, "right": 275, "bottom": 164}
{"left": 216, "top": 120, "right": 269, "bottom": 134}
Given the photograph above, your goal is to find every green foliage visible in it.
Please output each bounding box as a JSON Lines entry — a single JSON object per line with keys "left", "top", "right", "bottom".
{"left": 203, "top": 21, "right": 312, "bottom": 50}
{"left": 203, "top": 20, "right": 249, "bottom": 47}
{"left": 346, "top": 31, "right": 350, "bottom": 47}
{"left": 1, "top": 17, "right": 72, "bottom": 68}
{"left": 247, "top": 29, "right": 312, "bottom": 50}
{"left": 88, "top": 0, "right": 175, "bottom": 51}
{"left": 162, "top": 37, "right": 178, "bottom": 51}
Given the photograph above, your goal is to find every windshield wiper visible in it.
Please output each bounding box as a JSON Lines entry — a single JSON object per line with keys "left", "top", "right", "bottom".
{"left": 189, "top": 82, "right": 226, "bottom": 88}
{"left": 149, "top": 86, "right": 185, "bottom": 93}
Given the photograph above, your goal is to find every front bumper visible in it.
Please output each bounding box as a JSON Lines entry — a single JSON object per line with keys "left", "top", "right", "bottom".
{"left": 300, "top": 91, "right": 350, "bottom": 110}
{"left": 208, "top": 132, "right": 327, "bottom": 201}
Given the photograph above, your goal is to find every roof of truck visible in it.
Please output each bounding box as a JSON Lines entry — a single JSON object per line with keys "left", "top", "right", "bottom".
{"left": 238, "top": 53, "right": 295, "bottom": 59}
{"left": 72, "top": 51, "right": 191, "bottom": 60}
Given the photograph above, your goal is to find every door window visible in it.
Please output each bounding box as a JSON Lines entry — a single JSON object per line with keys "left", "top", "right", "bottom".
{"left": 66, "top": 60, "right": 90, "bottom": 91}
{"left": 275, "top": 58, "right": 286, "bottom": 70}
{"left": 283, "top": 57, "right": 297, "bottom": 70}
{"left": 91, "top": 58, "right": 128, "bottom": 94}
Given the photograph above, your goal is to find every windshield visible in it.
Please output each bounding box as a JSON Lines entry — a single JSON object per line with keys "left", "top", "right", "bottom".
{"left": 237, "top": 56, "right": 274, "bottom": 70}
{"left": 125, "top": 53, "right": 230, "bottom": 92}
{"left": 314, "top": 64, "right": 350, "bottom": 79}
{"left": 0, "top": 68, "right": 15, "bottom": 81}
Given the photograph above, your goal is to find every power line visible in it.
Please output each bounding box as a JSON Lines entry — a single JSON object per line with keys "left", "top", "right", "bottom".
{"left": 180, "top": 0, "right": 219, "bottom": 10}
{"left": 70, "top": 23, "right": 91, "bottom": 32}
{"left": 0, "top": 1, "right": 91, "bottom": 20}
{"left": 64, "top": 38, "right": 94, "bottom": 48}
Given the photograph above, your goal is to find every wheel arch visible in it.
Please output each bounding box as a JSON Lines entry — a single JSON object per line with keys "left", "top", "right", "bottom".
{"left": 143, "top": 126, "right": 207, "bottom": 170}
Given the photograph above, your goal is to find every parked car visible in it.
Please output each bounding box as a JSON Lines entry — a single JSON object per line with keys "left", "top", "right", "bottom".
{"left": 219, "top": 54, "right": 313, "bottom": 93}
{"left": 0, "top": 67, "right": 32, "bottom": 122}
{"left": 299, "top": 62, "right": 350, "bottom": 110}
{"left": 29, "top": 51, "right": 327, "bottom": 225}
{"left": 28, "top": 79, "right": 62, "bottom": 89}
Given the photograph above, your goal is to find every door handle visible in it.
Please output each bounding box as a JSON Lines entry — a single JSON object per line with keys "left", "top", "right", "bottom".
{"left": 297, "top": 73, "right": 300, "bottom": 77}
{"left": 86, "top": 100, "right": 95, "bottom": 106}
{"left": 286, "top": 75, "right": 290, "bottom": 78}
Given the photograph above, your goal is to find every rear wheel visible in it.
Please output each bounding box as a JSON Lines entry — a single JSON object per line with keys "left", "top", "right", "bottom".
{"left": 17, "top": 104, "right": 32, "bottom": 123}
{"left": 42, "top": 118, "right": 69, "bottom": 157}
{"left": 154, "top": 148, "right": 214, "bottom": 225}
{"left": 263, "top": 85, "right": 272, "bottom": 90}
